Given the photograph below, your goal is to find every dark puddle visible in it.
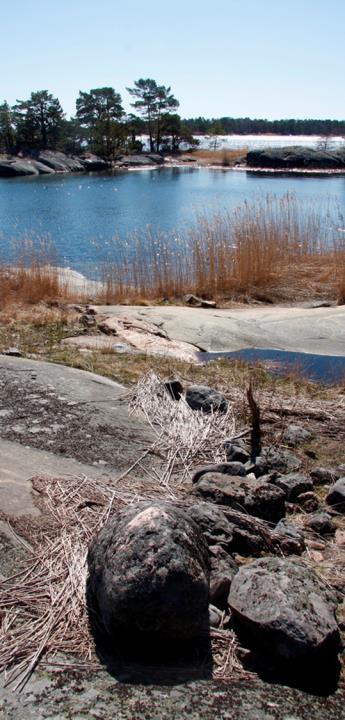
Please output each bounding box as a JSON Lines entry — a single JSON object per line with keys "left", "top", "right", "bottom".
{"left": 200, "top": 347, "right": 345, "bottom": 384}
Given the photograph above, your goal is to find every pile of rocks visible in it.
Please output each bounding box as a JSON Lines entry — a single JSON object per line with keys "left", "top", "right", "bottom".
{"left": 87, "top": 386, "right": 344, "bottom": 675}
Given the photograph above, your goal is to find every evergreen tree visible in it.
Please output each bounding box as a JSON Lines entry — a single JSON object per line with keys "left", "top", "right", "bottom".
{"left": 0, "top": 101, "right": 15, "bottom": 152}
{"left": 127, "top": 79, "right": 179, "bottom": 152}
{"left": 13, "top": 90, "right": 65, "bottom": 149}
{"left": 76, "top": 87, "right": 124, "bottom": 157}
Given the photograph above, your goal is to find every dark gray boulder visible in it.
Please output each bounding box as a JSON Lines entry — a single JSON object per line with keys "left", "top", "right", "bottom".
{"left": 247, "top": 145, "right": 345, "bottom": 170}
{"left": 282, "top": 424, "right": 312, "bottom": 447}
{"left": 273, "top": 473, "right": 313, "bottom": 502}
{"left": 224, "top": 441, "right": 250, "bottom": 464}
{"left": 306, "top": 512, "right": 336, "bottom": 535}
{"left": 192, "top": 462, "right": 246, "bottom": 484}
{"left": 193, "top": 472, "right": 285, "bottom": 522}
{"left": 326, "top": 477, "right": 345, "bottom": 513}
{"left": 188, "top": 502, "right": 234, "bottom": 549}
{"left": 229, "top": 557, "right": 341, "bottom": 662}
{"left": 297, "top": 491, "right": 320, "bottom": 513}
{"left": 253, "top": 447, "right": 301, "bottom": 477}
{"left": 87, "top": 502, "right": 210, "bottom": 641}
{"left": 310, "top": 467, "right": 336, "bottom": 485}
{"left": 209, "top": 545, "right": 238, "bottom": 608}
{"left": 185, "top": 385, "right": 228, "bottom": 413}
{"left": 189, "top": 501, "right": 264, "bottom": 555}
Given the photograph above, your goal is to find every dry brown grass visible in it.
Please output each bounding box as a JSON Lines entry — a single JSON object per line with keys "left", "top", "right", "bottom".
{"left": 1, "top": 194, "right": 345, "bottom": 307}
{"left": 95, "top": 194, "right": 345, "bottom": 304}
{"left": 190, "top": 148, "right": 247, "bottom": 165}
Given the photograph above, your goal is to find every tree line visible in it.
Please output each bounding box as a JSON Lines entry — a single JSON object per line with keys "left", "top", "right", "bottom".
{"left": 0, "top": 80, "right": 197, "bottom": 157}
{"left": 2, "top": 80, "right": 345, "bottom": 158}
{"left": 183, "top": 116, "right": 345, "bottom": 136}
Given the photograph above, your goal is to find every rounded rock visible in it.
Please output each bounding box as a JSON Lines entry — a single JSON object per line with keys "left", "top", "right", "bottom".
{"left": 87, "top": 502, "right": 210, "bottom": 641}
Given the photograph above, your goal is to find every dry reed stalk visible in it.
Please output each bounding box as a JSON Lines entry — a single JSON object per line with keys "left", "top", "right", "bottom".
{"left": 128, "top": 372, "right": 237, "bottom": 486}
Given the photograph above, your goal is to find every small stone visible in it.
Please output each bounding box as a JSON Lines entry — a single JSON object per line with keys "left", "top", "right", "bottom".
{"left": 164, "top": 379, "right": 183, "bottom": 401}
{"left": 306, "top": 513, "right": 335, "bottom": 535}
{"left": 79, "top": 313, "right": 97, "bottom": 328}
{"left": 189, "top": 502, "right": 234, "bottom": 549}
{"left": 273, "top": 473, "right": 313, "bottom": 502}
{"left": 185, "top": 385, "right": 228, "bottom": 414}
{"left": 191, "top": 462, "right": 246, "bottom": 484}
{"left": 209, "top": 604, "right": 223, "bottom": 628}
{"left": 297, "top": 492, "right": 320, "bottom": 513}
{"left": 326, "top": 478, "right": 345, "bottom": 513}
{"left": 273, "top": 518, "right": 305, "bottom": 554}
{"left": 282, "top": 424, "right": 312, "bottom": 447}
{"left": 310, "top": 467, "right": 336, "bottom": 485}
{"left": 335, "top": 529, "right": 345, "bottom": 546}
{"left": 0, "top": 409, "right": 11, "bottom": 418}
{"left": 4, "top": 347, "right": 22, "bottom": 357}
{"left": 224, "top": 442, "right": 251, "bottom": 464}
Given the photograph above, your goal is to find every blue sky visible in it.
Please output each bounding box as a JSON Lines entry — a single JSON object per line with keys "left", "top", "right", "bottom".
{"left": 2, "top": 0, "right": 345, "bottom": 120}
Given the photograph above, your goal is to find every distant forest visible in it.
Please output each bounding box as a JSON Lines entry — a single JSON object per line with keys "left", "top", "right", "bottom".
{"left": 182, "top": 117, "right": 345, "bottom": 136}
{"left": 1, "top": 79, "right": 344, "bottom": 159}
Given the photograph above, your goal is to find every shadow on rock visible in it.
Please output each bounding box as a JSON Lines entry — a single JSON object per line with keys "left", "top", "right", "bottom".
{"left": 86, "top": 501, "right": 213, "bottom": 684}
{"left": 86, "top": 592, "right": 213, "bottom": 685}
{"left": 241, "top": 647, "right": 341, "bottom": 697}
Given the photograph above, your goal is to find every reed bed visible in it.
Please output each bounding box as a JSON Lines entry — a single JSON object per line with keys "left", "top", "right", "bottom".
{"left": 97, "top": 193, "right": 345, "bottom": 303}
{"left": 1, "top": 193, "right": 345, "bottom": 306}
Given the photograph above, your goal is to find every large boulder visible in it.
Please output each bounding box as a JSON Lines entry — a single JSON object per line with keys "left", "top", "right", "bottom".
{"left": 193, "top": 472, "right": 285, "bottom": 522}
{"left": 185, "top": 385, "right": 228, "bottom": 413}
{"left": 229, "top": 557, "right": 341, "bottom": 662}
{"left": 326, "top": 477, "right": 345, "bottom": 513}
{"left": 87, "top": 502, "right": 210, "bottom": 641}
{"left": 247, "top": 145, "right": 345, "bottom": 170}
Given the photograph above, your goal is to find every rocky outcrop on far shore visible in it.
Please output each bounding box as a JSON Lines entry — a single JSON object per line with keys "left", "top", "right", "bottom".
{"left": 0, "top": 150, "right": 166, "bottom": 177}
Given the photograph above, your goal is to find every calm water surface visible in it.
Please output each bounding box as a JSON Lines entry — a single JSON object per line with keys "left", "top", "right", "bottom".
{"left": 1, "top": 167, "right": 345, "bottom": 274}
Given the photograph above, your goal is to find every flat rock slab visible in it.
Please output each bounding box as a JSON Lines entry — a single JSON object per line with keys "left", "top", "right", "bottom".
{"left": 62, "top": 312, "right": 200, "bottom": 363}
{"left": 0, "top": 355, "right": 156, "bottom": 516}
{"left": 89, "top": 304, "right": 345, "bottom": 355}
